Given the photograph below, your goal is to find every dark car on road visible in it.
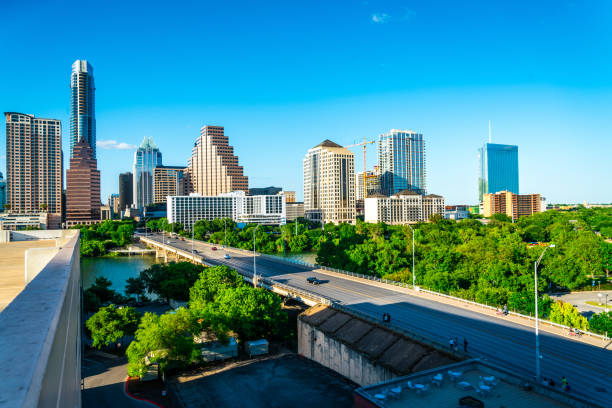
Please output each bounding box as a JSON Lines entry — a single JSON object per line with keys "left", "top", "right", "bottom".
{"left": 306, "top": 277, "right": 322, "bottom": 285}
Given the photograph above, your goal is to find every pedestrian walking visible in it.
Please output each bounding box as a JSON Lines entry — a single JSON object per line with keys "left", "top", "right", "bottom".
{"left": 454, "top": 337, "right": 459, "bottom": 351}
{"left": 463, "top": 338, "right": 468, "bottom": 352}
{"left": 561, "top": 376, "right": 568, "bottom": 391}
{"left": 449, "top": 338, "right": 454, "bottom": 350}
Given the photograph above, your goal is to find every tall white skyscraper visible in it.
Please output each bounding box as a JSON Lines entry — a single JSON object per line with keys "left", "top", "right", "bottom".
{"left": 70, "top": 60, "right": 96, "bottom": 158}
{"left": 303, "top": 140, "right": 355, "bottom": 224}
{"left": 133, "top": 137, "right": 162, "bottom": 209}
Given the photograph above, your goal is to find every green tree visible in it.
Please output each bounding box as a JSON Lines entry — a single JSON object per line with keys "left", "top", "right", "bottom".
{"left": 189, "top": 265, "right": 244, "bottom": 309}
{"left": 126, "top": 308, "right": 200, "bottom": 376}
{"left": 86, "top": 304, "right": 140, "bottom": 349}
{"left": 87, "top": 277, "right": 117, "bottom": 304}
{"left": 139, "top": 262, "right": 203, "bottom": 302}
{"left": 588, "top": 311, "right": 612, "bottom": 335}
{"left": 549, "top": 301, "right": 589, "bottom": 330}
{"left": 208, "top": 286, "right": 287, "bottom": 342}
{"left": 125, "top": 277, "right": 147, "bottom": 302}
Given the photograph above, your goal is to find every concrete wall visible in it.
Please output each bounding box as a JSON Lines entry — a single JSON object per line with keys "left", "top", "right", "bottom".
{"left": 0, "top": 230, "right": 81, "bottom": 408}
{"left": 25, "top": 247, "right": 62, "bottom": 283}
{"left": 298, "top": 319, "right": 397, "bottom": 386}
{"left": 10, "top": 229, "right": 68, "bottom": 241}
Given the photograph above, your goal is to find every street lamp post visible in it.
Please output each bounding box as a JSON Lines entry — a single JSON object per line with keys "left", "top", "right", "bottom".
{"left": 252, "top": 225, "right": 260, "bottom": 288}
{"left": 534, "top": 243, "right": 555, "bottom": 379}
{"left": 406, "top": 224, "right": 416, "bottom": 289}
{"left": 191, "top": 225, "right": 195, "bottom": 262}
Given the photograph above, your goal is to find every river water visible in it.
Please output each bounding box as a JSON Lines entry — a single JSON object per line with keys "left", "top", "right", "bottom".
{"left": 81, "top": 251, "right": 317, "bottom": 295}
{"left": 81, "top": 256, "right": 157, "bottom": 295}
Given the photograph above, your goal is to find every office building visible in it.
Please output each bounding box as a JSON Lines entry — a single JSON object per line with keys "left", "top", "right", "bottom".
{"left": 286, "top": 202, "right": 304, "bottom": 221}
{"left": 444, "top": 205, "right": 470, "bottom": 221}
{"left": 249, "top": 186, "right": 282, "bottom": 196}
{"left": 4, "top": 112, "right": 62, "bottom": 228}
{"left": 119, "top": 172, "right": 133, "bottom": 211}
{"left": 283, "top": 191, "right": 296, "bottom": 203}
{"left": 70, "top": 60, "right": 96, "bottom": 158}
{"left": 364, "top": 191, "right": 445, "bottom": 224}
{"left": 153, "top": 165, "right": 186, "bottom": 204}
{"left": 188, "top": 125, "right": 248, "bottom": 196}
{"left": 378, "top": 130, "right": 426, "bottom": 196}
{"left": 303, "top": 140, "right": 356, "bottom": 224}
{"left": 478, "top": 143, "right": 519, "bottom": 202}
{"left": 66, "top": 138, "right": 101, "bottom": 226}
{"left": 0, "top": 213, "right": 50, "bottom": 230}
{"left": 482, "top": 190, "right": 542, "bottom": 219}
{"left": 133, "top": 137, "right": 162, "bottom": 209}
{"left": 0, "top": 172, "right": 6, "bottom": 212}
{"left": 108, "top": 194, "right": 120, "bottom": 217}
{"left": 167, "top": 191, "right": 285, "bottom": 230}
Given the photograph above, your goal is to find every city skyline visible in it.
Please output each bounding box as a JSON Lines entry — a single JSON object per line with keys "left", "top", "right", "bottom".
{"left": 1, "top": 1, "right": 611, "bottom": 205}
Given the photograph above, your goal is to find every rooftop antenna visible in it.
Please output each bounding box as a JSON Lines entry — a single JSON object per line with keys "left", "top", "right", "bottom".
{"left": 488, "top": 120, "right": 492, "bottom": 143}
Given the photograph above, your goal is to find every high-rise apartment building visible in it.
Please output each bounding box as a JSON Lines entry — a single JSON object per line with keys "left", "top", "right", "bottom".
{"left": 153, "top": 166, "right": 186, "bottom": 204}
{"left": 0, "top": 172, "right": 6, "bottom": 212}
{"left": 378, "top": 130, "right": 426, "bottom": 196}
{"left": 70, "top": 60, "right": 96, "bottom": 158}
{"left": 303, "top": 140, "right": 356, "bottom": 224}
{"left": 119, "top": 172, "right": 133, "bottom": 211}
{"left": 133, "top": 137, "right": 162, "bottom": 209}
{"left": 4, "top": 112, "right": 62, "bottom": 227}
{"left": 188, "top": 125, "right": 248, "bottom": 196}
{"left": 66, "top": 138, "right": 100, "bottom": 226}
{"left": 482, "top": 190, "right": 541, "bottom": 219}
{"left": 478, "top": 143, "right": 518, "bottom": 202}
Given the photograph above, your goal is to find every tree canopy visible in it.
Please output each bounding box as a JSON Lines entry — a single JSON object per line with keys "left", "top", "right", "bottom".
{"left": 86, "top": 304, "right": 140, "bottom": 349}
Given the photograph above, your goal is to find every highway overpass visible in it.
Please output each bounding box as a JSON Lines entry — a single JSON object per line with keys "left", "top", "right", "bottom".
{"left": 140, "top": 232, "right": 611, "bottom": 407}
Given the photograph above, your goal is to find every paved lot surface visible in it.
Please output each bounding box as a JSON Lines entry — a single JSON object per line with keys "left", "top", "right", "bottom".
{"left": 82, "top": 351, "right": 154, "bottom": 408}
{"left": 0, "top": 240, "right": 56, "bottom": 312}
{"left": 170, "top": 354, "right": 355, "bottom": 408}
{"left": 144, "top": 233, "right": 612, "bottom": 408}
{"left": 551, "top": 290, "right": 612, "bottom": 316}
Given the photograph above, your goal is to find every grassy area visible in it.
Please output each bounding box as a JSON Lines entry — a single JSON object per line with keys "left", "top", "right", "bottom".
{"left": 585, "top": 301, "right": 611, "bottom": 309}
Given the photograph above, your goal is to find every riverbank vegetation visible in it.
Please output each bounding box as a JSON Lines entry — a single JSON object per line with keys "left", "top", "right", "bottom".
{"left": 125, "top": 264, "right": 287, "bottom": 376}
{"left": 73, "top": 220, "right": 135, "bottom": 257}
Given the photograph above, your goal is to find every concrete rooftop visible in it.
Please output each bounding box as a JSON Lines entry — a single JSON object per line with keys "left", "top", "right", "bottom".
{"left": 0, "top": 240, "right": 56, "bottom": 312}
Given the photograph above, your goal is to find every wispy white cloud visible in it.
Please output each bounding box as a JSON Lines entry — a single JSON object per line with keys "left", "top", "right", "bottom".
{"left": 371, "top": 13, "right": 390, "bottom": 23}
{"left": 97, "top": 140, "right": 137, "bottom": 150}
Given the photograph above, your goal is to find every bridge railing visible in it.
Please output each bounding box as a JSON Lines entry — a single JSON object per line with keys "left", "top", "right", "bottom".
{"left": 141, "top": 235, "right": 611, "bottom": 343}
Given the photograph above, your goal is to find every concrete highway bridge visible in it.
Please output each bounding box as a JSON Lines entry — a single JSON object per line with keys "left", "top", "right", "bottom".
{"left": 139, "top": 232, "right": 611, "bottom": 407}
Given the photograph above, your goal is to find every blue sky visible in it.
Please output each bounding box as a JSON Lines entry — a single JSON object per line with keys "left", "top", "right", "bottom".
{"left": 1, "top": 0, "right": 611, "bottom": 204}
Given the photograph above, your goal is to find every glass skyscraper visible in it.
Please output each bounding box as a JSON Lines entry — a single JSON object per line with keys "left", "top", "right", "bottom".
{"left": 378, "top": 130, "right": 426, "bottom": 196}
{"left": 478, "top": 143, "right": 519, "bottom": 202}
{"left": 133, "top": 137, "right": 162, "bottom": 209}
{"left": 70, "top": 60, "right": 96, "bottom": 158}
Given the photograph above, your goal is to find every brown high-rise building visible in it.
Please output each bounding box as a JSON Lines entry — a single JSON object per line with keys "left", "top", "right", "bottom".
{"left": 483, "top": 190, "right": 542, "bottom": 219}
{"left": 66, "top": 138, "right": 100, "bottom": 226}
{"left": 4, "top": 112, "right": 63, "bottom": 228}
{"left": 153, "top": 165, "right": 186, "bottom": 203}
{"left": 188, "top": 125, "right": 248, "bottom": 196}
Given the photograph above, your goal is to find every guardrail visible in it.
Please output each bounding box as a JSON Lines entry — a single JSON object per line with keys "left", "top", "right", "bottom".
{"left": 140, "top": 234, "right": 611, "bottom": 344}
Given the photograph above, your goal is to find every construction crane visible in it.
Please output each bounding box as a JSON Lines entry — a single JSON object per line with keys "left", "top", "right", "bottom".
{"left": 345, "top": 137, "right": 376, "bottom": 198}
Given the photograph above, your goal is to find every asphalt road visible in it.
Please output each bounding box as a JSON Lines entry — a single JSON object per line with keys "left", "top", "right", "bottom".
{"left": 82, "top": 352, "right": 153, "bottom": 408}
{"left": 144, "top": 233, "right": 612, "bottom": 407}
